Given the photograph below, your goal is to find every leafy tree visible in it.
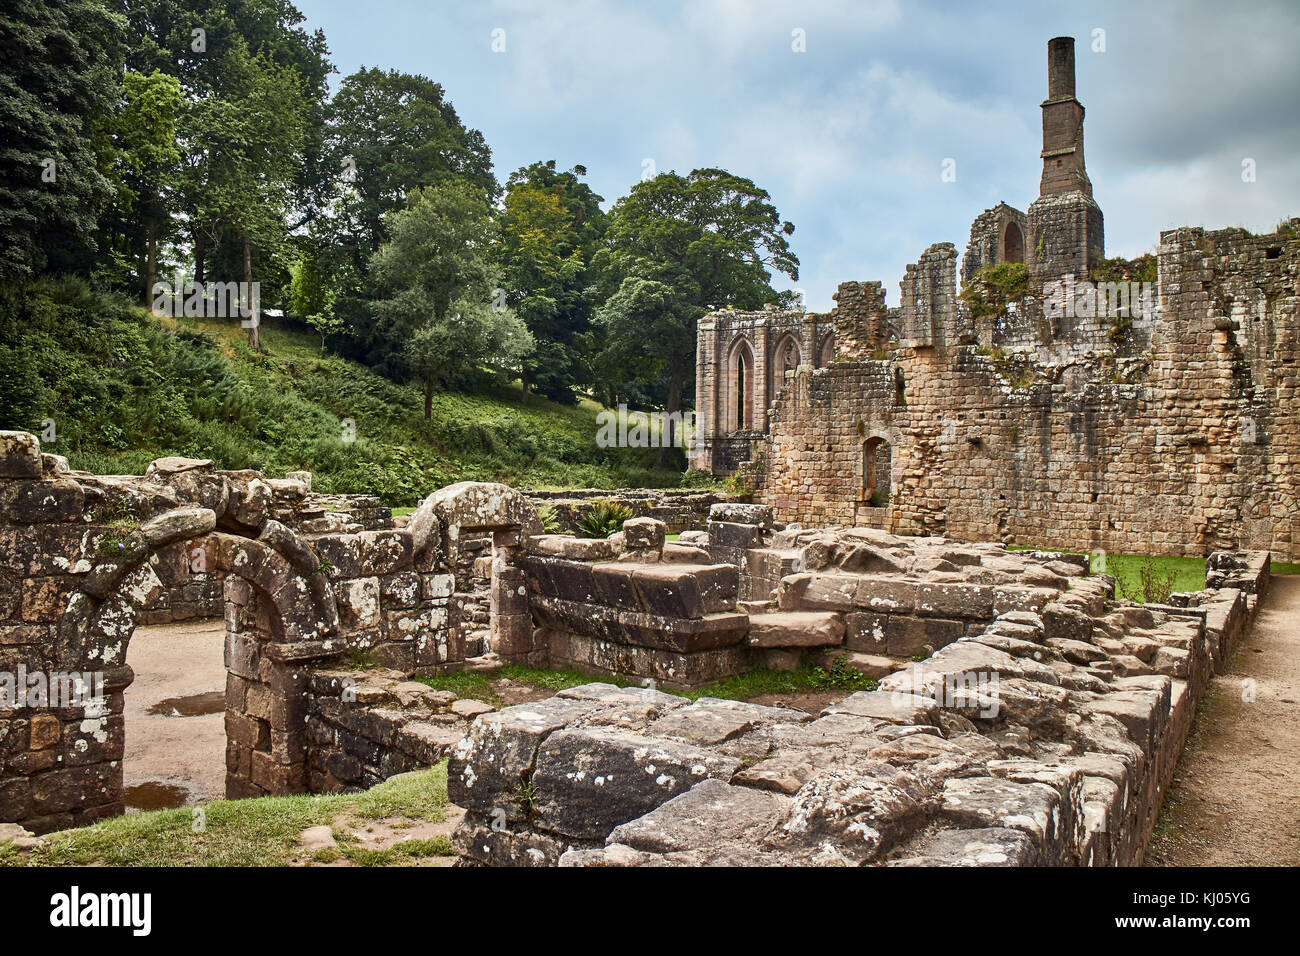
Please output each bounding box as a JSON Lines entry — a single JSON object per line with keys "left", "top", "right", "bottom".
{"left": 499, "top": 161, "right": 606, "bottom": 404}
{"left": 121, "top": 0, "right": 331, "bottom": 315}
{"left": 183, "top": 42, "right": 307, "bottom": 349}
{"left": 369, "top": 182, "right": 532, "bottom": 417}
{"left": 0, "top": 0, "right": 125, "bottom": 280}
{"left": 324, "top": 67, "right": 496, "bottom": 367}
{"left": 327, "top": 68, "right": 496, "bottom": 264}
{"left": 103, "top": 69, "right": 184, "bottom": 303}
{"left": 594, "top": 168, "right": 798, "bottom": 457}
{"left": 288, "top": 238, "right": 340, "bottom": 352}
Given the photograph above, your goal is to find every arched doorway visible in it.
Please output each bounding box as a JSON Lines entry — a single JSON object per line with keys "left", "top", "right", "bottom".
{"left": 1003, "top": 221, "right": 1025, "bottom": 264}
{"left": 727, "top": 338, "right": 755, "bottom": 431}
{"left": 862, "top": 437, "right": 892, "bottom": 507}
{"left": 413, "top": 481, "right": 542, "bottom": 665}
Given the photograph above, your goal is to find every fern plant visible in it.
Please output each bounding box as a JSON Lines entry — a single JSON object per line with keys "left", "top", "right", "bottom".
{"left": 574, "top": 499, "right": 633, "bottom": 539}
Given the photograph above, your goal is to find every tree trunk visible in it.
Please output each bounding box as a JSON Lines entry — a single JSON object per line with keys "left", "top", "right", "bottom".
{"left": 194, "top": 229, "right": 206, "bottom": 286}
{"left": 142, "top": 213, "right": 157, "bottom": 309}
{"left": 658, "top": 364, "right": 684, "bottom": 469}
{"left": 242, "top": 234, "right": 259, "bottom": 352}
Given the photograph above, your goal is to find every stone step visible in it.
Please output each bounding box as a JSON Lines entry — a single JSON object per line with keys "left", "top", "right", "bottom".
{"left": 746, "top": 611, "right": 846, "bottom": 648}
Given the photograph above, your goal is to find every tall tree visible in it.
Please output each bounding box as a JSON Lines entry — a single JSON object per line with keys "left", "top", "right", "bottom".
{"left": 324, "top": 67, "right": 496, "bottom": 368}
{"left": 103, "top": 69, "right": 183, "bottom": 303}
{"left": 499, "top": 161, "right": 606, "bottom": 404}
{"left": 121, "top": 0, "right": 332, "bottom": 303}
{"left": 369, "top": 182, "right": 532, "bottom": 418}
{"left": 594, "top": 168, "right": 798, "bottom": 457}
{"left": 0, "top": 0, "right": 125, "bottom": 280}
{"left": 185, "top": 42, "right": 306, "bottom": 349}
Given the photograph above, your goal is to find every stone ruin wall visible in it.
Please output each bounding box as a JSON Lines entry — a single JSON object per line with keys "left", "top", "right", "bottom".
{"left": 0, "top": 429, "right": 542, "bottom": 831}
{"left": 752, "top": 222, "right": 1300, "bottom": 560}
{"left": 446, "top": 506, "right": 1270, "bottom": 867}
{"left": 524, "top": 488, "right": 740, "bottom": 536}
{"left": 0, "top": 431, "right": 1276, "bottom": 868}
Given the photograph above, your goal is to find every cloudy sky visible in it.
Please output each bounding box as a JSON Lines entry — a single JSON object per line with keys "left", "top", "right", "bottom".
{"left": 297, "top": 0, "right": 1299, "bottom": 311}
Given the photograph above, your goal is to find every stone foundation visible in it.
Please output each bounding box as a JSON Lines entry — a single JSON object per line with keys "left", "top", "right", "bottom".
{"left": 448, "top": 521, "right": 1269, "bottom": 866}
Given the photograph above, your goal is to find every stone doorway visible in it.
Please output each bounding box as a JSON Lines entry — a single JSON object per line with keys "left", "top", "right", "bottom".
{"left": 122, "top": 617, "right": 226, "bottom": 812}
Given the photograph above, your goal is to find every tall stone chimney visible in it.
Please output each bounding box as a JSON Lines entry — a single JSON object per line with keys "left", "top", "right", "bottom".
{"left": 1027, "top": 36, "right": 1104, "bottom": 282}
{"left": 1039, "top": 36, "right": 1092, "bottom": 198}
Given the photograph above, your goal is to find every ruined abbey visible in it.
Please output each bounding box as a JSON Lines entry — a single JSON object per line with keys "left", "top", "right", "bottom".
{"left": 0, "top": 36, "right": 1293, "bottom": 871}
{"left": 692, "top": 36, "right": 1300, "bottom": 563}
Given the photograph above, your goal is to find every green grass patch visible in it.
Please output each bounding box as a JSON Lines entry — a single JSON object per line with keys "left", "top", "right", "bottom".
{"left": 679, "top": 657, "right": 877, "bottom": 701}
{"left": 417, "top": 658, "right": 875, "bottom": 706}
{"left": 1012, "top": 546, "right": 1205, "bottom": 602}
{"left": 1, "top": 762, "right": 451, "bottom": 868}
{"left": 418, "top": 664, "right": 633, "bottom": 704}
{"left": 1270, "top": 560, "right": 1300, "bottom": 576}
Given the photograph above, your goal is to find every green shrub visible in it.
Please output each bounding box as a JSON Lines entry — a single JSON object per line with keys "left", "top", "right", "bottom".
{"left": 679, "top": 467, "right": 722, "bottom": 489}
{"left": 959, "top": 263, "right": 1030, "bottom": 321}
{"left": 574, "top": 499, "right": 633, "bottom": 538}
{"left": 536, "top": 505, "right": 561, "bottom": 534}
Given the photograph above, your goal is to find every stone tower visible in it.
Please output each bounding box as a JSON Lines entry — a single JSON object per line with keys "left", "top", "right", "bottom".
{"left": 1027, "top": 36, "right": 1104, "bottom": 279}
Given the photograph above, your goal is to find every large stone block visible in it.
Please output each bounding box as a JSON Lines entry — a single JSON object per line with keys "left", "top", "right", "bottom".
{"left": 531, "top": 727, "right": 741, "bottom": 841}
{"left": 746, "top": 611, "right": 844, "bottom": 648}
{"left": 0, "top": 432, "right": 43, "bottom": 479}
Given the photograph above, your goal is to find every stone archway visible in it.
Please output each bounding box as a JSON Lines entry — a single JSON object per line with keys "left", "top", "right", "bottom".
{"left": 773, "top": 333, "right": 802, "bottom": 380}
{"left": 862, "top": 436, "right": 893, "bottom": 506}
{"left": 1003, "top": 221, "right": 1025, "bottom": 264}
{"left": 818, "top": 333, "right": 835, "bottom": 367}
{"left": 0, "top": 429, "right": 545, "bottom": 832}
{"left": 52, "top": 511, "right": 342, "bottom": 811}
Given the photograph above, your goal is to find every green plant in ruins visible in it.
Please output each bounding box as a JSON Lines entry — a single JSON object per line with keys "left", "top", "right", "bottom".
{"left": 959, "top": 263, "right": 1030, "bottom": 322}
{"left": 536, "top": 504, "right": 561, "bottom": 534}
{"left": 574, "top": 499, "right": 633, "bottom": 539}
{"left": 1129, "top": 555, "right": 1179, "bottom": 604}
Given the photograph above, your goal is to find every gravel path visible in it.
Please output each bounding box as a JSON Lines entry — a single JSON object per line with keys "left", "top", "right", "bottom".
{"left": 1146, "top": 574, "right": 1300, "bottom": 866}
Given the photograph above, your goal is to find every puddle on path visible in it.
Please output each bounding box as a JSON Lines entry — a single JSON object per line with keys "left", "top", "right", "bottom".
{"left": 125, "top": 782, "right": 191, "bottom": 812}
{"left": 146, "top": 690, "right": 225, "bottom": 717}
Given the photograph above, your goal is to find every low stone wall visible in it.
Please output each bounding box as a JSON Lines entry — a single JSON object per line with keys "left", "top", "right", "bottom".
{"left": 524, "top": 489, "right": 741, "bottom": 535}
{"left": 447, "top": 546, "right": 1269, "bottom": 867}
{"left": 303, "top": 667, "right": 490, "bottom": 793}
{"left": 522, "top": 504, "right": 1116, "bottom": 688}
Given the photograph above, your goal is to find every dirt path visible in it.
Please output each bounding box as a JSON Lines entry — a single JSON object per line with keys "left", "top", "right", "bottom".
{"left": 1146, "top": 574, "right": 1300, "bottom": 866}
{"left": 122, "top": 619, "right": 227, "bottom": 811}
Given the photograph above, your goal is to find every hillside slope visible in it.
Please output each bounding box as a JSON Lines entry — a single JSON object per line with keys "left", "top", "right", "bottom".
{"left": 0, "top": 279, "right": 683, "bottom": 505}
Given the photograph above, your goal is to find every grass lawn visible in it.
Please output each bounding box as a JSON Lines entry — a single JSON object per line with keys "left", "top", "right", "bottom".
{"left": 418, "top": 658, "right": 876, "bottom": 706}
{"left": 1012, "top": 546, "right": 1205, "bottom": 602}
{"left": 0, "top": 763, "right": 453, "bottom": 868}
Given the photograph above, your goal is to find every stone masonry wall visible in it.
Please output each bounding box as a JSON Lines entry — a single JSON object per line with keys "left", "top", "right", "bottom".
{"left": 753, "top": 222, "right": 1300, "bottom": 560}
{"left": 0, "top": 429, "right": 541, "bottom": 832}
{"left": 447, "top": 543, "right": 1268, "bottom": 867}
